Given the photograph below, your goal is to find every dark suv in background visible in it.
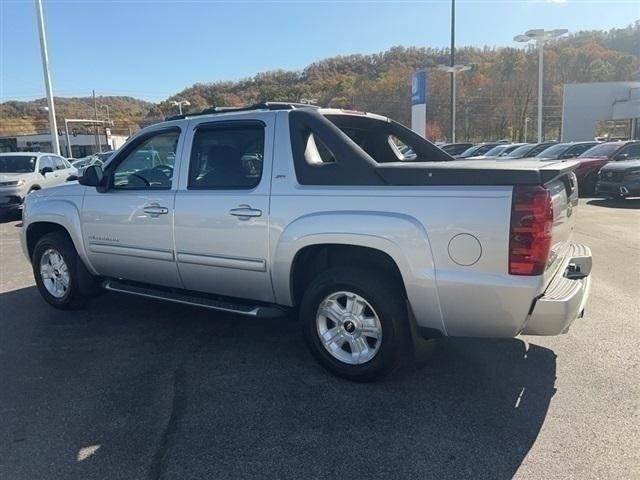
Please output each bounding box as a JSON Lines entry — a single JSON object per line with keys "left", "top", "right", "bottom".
{"left": 574, "top": 141, "right": 640, "bottom": 195}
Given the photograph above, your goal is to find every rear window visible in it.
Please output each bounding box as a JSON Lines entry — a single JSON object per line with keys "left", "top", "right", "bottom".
{"left": 0, "top": 155, "right": 36, "bottom": 173}
{"left": 325, "top": 114, "right": 450, "bottom": 163}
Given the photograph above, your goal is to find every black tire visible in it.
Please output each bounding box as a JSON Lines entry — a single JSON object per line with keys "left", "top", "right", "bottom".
{"left": 580, "top": 173, "right": 598, "bottom": 197}
{"left": 300, "top": 267, "right": 409, "bottom": 381}
{"left": 32, "top": 231, "right": 100, "bottom": 309}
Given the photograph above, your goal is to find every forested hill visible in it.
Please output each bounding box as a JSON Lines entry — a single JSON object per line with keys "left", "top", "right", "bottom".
{"left": 1, "top": 22, "right": 638, "bottom": 141}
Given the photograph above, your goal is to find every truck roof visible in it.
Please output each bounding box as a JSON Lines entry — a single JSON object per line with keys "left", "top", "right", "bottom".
{"left": 166, "top": 102, "right": 391, "bottom": 123}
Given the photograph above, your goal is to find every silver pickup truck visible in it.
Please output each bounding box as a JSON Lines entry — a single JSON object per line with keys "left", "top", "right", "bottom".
{"left": 21, "top": 103, "right": 592, "bottom": 380}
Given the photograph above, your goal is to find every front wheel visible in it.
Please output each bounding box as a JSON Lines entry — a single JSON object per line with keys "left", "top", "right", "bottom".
{"left": 32, "top": 232, "right": 99, "bottom": 309}
{"left": 300, "top": 267, "right": 408, "bottom": 381}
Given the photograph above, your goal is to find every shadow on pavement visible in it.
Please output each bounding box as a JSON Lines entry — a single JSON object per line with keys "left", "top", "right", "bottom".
{"left": 0, "top": 210, "right": 22, "bottom": 224}
{"left": 0, "top": 286, "right": 557, "bottom": 480}
{"left": 586, "top": 198, "right": 640, "bottom": 209}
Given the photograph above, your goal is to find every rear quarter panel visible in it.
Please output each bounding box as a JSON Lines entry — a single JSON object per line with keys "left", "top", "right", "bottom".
{"left": 269, "top": 112, "right": 543, "bottom": 337}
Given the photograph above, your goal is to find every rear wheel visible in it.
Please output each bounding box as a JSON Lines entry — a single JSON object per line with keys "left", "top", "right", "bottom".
{"left": 32, "top": 232, "right": 100, "bottom": 309}
{"left": 300, "top": 267, "right": 408, "bottom": 381}
{"left": 581, "top": 173, "right": 598, "bottom": 197}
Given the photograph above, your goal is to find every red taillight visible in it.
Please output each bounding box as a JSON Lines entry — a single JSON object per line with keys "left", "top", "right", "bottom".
{"left": 509, "top": 185, "right": 554, "bottom": 275}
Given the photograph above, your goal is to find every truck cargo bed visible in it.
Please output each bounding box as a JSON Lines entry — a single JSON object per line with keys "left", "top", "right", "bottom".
{"left": 375, "top": 159, "right": 579, "bottom": 186}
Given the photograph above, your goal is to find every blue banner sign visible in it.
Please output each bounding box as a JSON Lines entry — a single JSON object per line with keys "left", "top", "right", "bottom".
{"left": 411, "top": 70, "right": 427, "bottom": 106}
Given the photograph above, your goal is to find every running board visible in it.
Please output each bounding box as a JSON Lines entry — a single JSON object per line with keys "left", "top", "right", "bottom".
{"left": 103, "top": 279, "right": 286, "bottom": 319}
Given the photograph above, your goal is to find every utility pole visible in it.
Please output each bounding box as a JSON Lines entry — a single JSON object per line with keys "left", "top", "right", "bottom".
{"left": 93, "top": 90, "right": 101, "bottom": 152}
{"left": 437, "top": 64, "right": 472, "bottom": 143}
{"left": 101, "top": 104, "right": 110, "bottom": 124}
{"left": 464, "top": 105, "right": 469, "bottom": 141}
{"left": 34, "top": 0, "right": 60, "bottom": 155}
{"left": 450, "top": 0, "right": 455, "bottom": 142}
{"left": 514, "top": 29, "right": 568, "bottom": 143}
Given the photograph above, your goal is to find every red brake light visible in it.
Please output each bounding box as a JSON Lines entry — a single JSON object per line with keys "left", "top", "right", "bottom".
{"left": 509, "top": 185, "right": 554, "bottom": 275}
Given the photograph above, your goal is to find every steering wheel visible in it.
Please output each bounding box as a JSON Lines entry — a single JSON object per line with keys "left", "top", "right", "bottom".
{"left": 127, "top": 172, "right": 151, "bottom": 187}
{"left": 154, "top": 164, "right": 174, "bottom": 177}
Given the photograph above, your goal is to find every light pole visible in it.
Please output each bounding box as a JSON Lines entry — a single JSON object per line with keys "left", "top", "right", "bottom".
{"left": 524, "top": 117, "right": 530, "bottom": 142}
{"left": 514, "top": 29, "right": 568, "bottom": 143}
{"left": 34, "top": 0, "right": 60, "bottom": 155}
{"left": 171, "top": 100, "right": 190, "bottom": 115}
{"left": 437, "top": 64, "right": 472, "bottom": 143}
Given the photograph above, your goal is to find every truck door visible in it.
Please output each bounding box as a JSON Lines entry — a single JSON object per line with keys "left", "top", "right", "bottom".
{"left": 173, "top": 115, "right": 274, "bottom": 302}
{"left": 36, "top": 156, "right": 57, "bottom": 188}
{"left": 81, "top": 127, "right": 183, "bottom": 287}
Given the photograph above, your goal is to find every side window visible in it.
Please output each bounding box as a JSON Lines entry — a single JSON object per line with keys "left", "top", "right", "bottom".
{"left": 53, "top": 156, "right": 66, "bottom": 170}
{"left": 617, "top": 144, "right": 640, "bottom": 160}
{"left": 304, "top": 133, "right": 335, "bottom": 166}
{"left": 39, "top": 156, "right": 53, "bottom": 171}
{"left": 188, "top": 124, "right": 264, "bottom": 189}
{"left": 567, "top": 144, "right": 591, "bottom": 157}
{"left": 111, "top": 130, "right": 179, "bottom": 190}
{"left": 388, "top": 135, "right": 417, "bottom": 161}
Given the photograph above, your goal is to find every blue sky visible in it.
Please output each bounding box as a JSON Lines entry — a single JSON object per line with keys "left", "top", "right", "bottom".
{"left": 1, "top": 0, "right": 638, "bottom": 102}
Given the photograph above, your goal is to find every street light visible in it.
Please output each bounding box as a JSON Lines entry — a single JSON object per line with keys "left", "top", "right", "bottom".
{"left": 437, "top": 64, "right": 472, "bottom": 143}
{"left": 171, "top": 100, "right": 191, "bottom": 115}
{"left": 34, "top": 0, "right": 60, "bottom": 155}
{"left": 514, "top": 29, "right": 568, "bottom": 143}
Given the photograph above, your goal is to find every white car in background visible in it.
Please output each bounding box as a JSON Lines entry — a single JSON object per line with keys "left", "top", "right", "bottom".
{"left": 0, "top": 152, "right": 77, "bottom": 212}
{"left": 71, "top": 151, "right": 117, "bottom": 175}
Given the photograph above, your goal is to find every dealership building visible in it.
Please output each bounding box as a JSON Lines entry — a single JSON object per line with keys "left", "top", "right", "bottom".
{"left": 0, "top": 131, "right": 128, "bottom": 158}
{"left": 561, "top": 81, "right": 640, "bottom": 142}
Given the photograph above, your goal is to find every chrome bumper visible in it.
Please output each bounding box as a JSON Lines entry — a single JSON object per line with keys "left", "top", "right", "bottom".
{"left": 522, "top": 244, "right": 592, "bottom": 336}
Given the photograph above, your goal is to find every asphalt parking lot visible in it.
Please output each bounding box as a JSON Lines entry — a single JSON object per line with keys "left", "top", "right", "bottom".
{"left": 0, "top": 199, "right": 638, "bottom": 480}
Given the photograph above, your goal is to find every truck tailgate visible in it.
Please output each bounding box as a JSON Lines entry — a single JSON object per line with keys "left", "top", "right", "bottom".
{"left": 543, "top": 169, "right": 579, "bottom": 284}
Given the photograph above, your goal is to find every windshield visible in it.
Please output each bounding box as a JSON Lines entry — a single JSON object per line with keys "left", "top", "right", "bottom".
{"left": 504, "top": 144, "right": 534, "bottom": 158}
{"left": 0, "top": 155, "right": 37, "bottom": 173}
{"left": 535, "top": 143, "right": 568, "bottom": 159}
{"left": 96, "top": 152, "right": 115, "bottom": 161}
{"left": 484, "top": 145, "right": 510, "bottom": 157}
{"left": 458, "top": 145, "right": 481, "bottom": 157}
{"left": 579, "top": 143, "right": 620, "bottom": 158}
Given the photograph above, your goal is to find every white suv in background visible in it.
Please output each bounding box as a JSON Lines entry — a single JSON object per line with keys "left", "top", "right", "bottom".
{"left": 0, "top": 152, "right": 77, "bottom": 212}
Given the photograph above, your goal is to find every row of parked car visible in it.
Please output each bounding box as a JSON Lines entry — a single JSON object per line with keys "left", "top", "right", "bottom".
{"left": 2, "top": 136, "right": 638, "bottom": 215}
{"left": 439, "top": 139, "right": 640, "bottom": 197}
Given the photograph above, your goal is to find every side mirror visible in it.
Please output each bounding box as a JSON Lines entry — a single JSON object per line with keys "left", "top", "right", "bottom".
{"left": 615, "top": 153, "right": 629, "bottom": 161}
{"left": 40, "top": 166, "right": 53, "bottom": 175}
{"left": 79, "top": 165, "right": 104, "bottom": 188}
{"left": 66, "top": 175, "right": 78, "bottom": 182}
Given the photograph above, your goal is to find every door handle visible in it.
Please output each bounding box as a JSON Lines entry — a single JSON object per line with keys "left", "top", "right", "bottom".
{"left": 143, "top": 203, "right": 169, "bottom": 217}
{"left": 229, "top": 205, "right": 262, "bottom": 220}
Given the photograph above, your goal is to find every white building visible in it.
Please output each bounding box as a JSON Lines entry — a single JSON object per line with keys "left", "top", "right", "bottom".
{"left": 0, "top": 131, "right": 128, "bottom": 158}
{"left": 561, "top": 81, "right": 640, "bottom": 141}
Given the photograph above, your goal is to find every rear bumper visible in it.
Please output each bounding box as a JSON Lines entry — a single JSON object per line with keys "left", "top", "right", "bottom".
{"left": 522, "top": 243, "right": 592, "bottom": 336}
